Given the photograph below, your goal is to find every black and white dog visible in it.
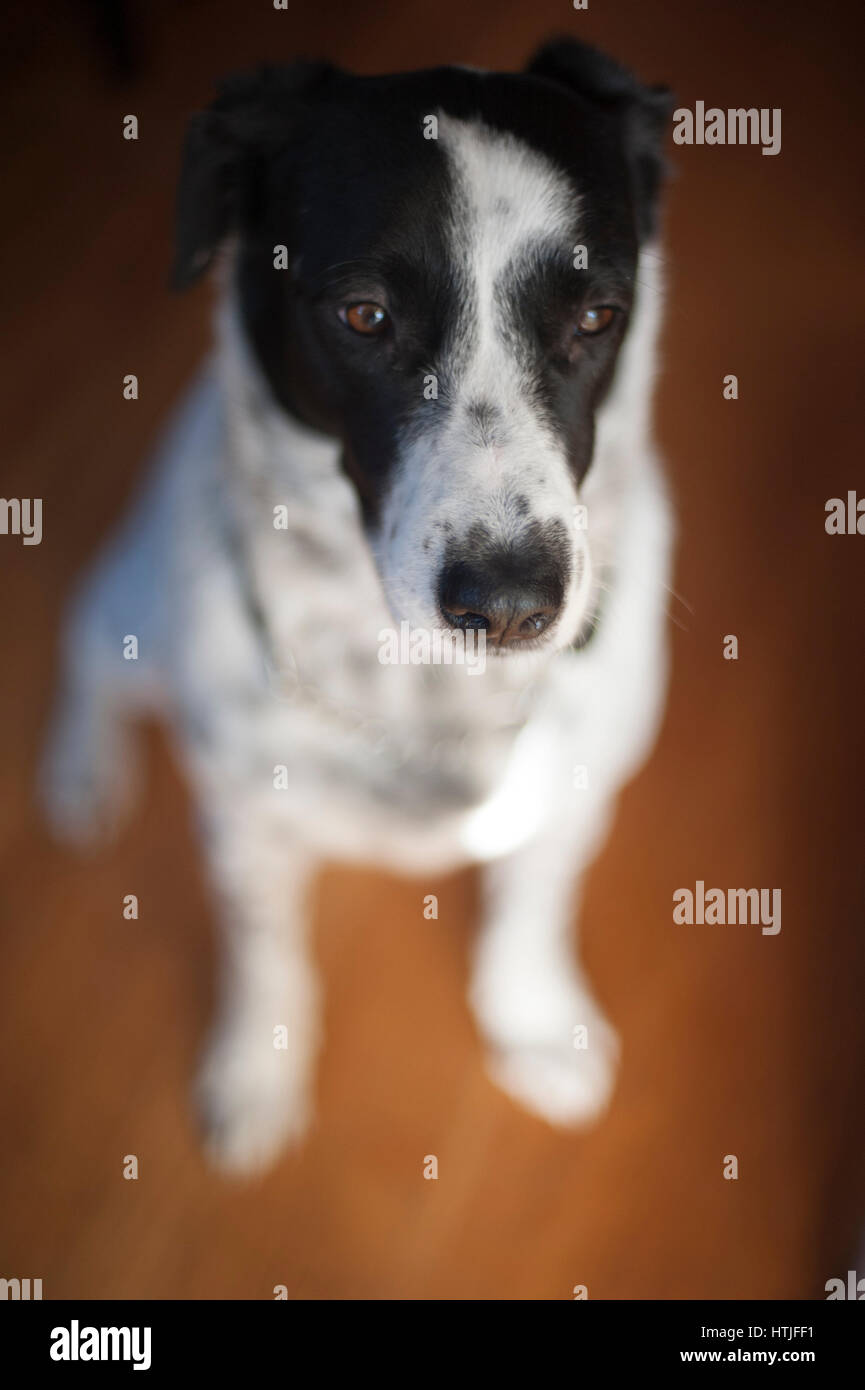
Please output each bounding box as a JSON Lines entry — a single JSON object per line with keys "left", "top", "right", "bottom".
{"left": 42, "top": 39, "right": 674, "bottom": 1173}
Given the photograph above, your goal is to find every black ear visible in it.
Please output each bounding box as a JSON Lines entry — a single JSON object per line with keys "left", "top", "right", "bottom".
{"left": 171, "top": 61, "right": 333, "bottom": 290}
{"left": 526, "top": 38, "right": 673, "bottom": 240}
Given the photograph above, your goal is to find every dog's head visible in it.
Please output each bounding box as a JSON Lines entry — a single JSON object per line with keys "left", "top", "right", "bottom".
{"left": 174, "top": 41, "right": 670, "bottom": 653}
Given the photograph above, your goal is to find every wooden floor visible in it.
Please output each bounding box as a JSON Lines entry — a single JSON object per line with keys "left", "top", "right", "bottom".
{"left": 1, "top": 0, "right": 864, "bottom": 1299}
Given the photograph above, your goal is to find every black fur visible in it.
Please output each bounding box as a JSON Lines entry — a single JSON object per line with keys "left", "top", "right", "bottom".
{"left": 173, "top": 41, "right": 669, "bottom": 524}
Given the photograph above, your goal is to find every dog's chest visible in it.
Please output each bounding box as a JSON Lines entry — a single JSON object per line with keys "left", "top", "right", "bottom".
{"left": 254, "top": 660, "right": 561, "bottom": 871}
{"left": 255, "top": 606, "right": 534, "bottom": 815}
{"left": 172, "top": 379, "right": 567, "bottom": 868}
{"left": 203, "top": 653, "right": 549, "bottom": 871}
{"left": 190, "top": 507, "right": 556, "bottom": 867}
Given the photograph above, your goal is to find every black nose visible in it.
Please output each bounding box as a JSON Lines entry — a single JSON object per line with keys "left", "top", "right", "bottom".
{"left": 438, "top": 555, "right": 564, "bottom": 646}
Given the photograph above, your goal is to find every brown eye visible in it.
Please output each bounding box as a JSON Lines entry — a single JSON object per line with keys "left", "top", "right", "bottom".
{"left": 340, "top": 302, "right": 389, "bottom": 336}
{"left": 576, "top": 305, "right": 616, "bottom": 336}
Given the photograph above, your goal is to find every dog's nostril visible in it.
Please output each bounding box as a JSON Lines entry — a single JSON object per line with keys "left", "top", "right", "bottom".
{"left": 441, "top": 605, "right": 490, "bottom": 630}
{"left": 441, "top": 598, "right": 559, "bottom": 643}
{"left": 439, "top": 561, "right": 563, "bottom": 646}
{"left": 520, "top": 612, "right": 552, "bottom": 635}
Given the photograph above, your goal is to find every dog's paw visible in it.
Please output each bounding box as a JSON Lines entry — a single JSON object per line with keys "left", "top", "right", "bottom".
{"left": 485, "top": 1021, "right": 619, "bottom": 1127}
{"left": 38, "top": 704, "right": 138, "bottom": 849}
{"left": 472, "top": 967, "right": 620, "bottom": 1128}
{"left": 195, "top": 1027, "right": 313, "bottom": 1177}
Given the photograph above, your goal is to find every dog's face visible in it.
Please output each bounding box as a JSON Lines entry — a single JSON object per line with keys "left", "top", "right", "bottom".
{"left": 174, "top": 42, "right": 669, "bottom": 653}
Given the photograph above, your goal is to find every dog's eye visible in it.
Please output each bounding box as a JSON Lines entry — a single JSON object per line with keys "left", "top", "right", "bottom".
{"left": 339, "top": 302, "right": 389, "bottom": 336}
{"left": 575, "top": 306, "right": 616, "bottom": 337}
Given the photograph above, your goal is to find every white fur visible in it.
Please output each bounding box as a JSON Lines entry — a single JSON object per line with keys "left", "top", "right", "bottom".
{"left": 379, "top": 117, "right": 593, "bottom": 644}
{"left": 41, "top": 121, "right": 673, "bottom": 1174}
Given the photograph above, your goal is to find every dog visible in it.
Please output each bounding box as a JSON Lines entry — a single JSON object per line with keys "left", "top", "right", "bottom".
{"left": 41, "top": 38, "right": 674, "bottom": 1175}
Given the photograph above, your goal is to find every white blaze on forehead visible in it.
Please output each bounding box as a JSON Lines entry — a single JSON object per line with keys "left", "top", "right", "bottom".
{"left": 376, "top": 115, "right": 591, "bottom": 643}
{"left": 436, "top": 113, "right": 579, "bottom": 392}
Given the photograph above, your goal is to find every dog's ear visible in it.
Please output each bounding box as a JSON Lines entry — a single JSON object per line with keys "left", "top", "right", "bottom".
{"left": 172, "top": 61, "right": 333, "bottom": 290}
{"left": 526, "top": 38, "right": 673, "bottom": 240}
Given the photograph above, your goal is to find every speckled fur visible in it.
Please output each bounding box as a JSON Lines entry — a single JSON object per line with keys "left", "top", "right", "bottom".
{"left": 41, "top": 106, "right": 673, "bottom": 1174}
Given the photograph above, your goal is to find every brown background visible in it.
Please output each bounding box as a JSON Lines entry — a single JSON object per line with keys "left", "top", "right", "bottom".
{"left": 1, "top": 0, "right": 864, "bottom": 1299}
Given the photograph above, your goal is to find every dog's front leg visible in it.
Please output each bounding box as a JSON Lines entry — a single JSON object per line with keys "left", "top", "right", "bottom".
{"left": 194, "top": 808, "right": 320, "bottom": 1175}
{"left": 471, "top": 820, "right": 619, "bottom": 1129}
